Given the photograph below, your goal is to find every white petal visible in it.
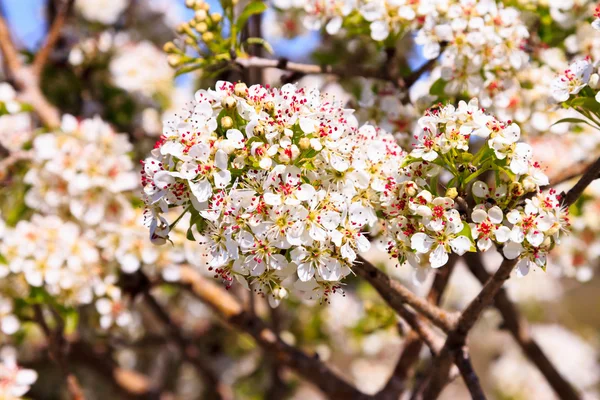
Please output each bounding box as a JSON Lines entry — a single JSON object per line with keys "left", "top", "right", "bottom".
{"left": 297, "top": 262, "right": 315, "bottom": 282}
{"left": 449, "top": 236, "right": 472, "bottom": 256}
{"left": 488, "top": 206, "right": 503, "bottom": 224}
{"left": 411, "top": 233, "right": 434, "bottom": 253}
{"left": 214, "top": 169, "right": 231, "bottom": 189}
{"left": 215, "top": 149, "right": 229, "bottom": 170}
{"left": 189, "top": 179, "right": 213, "bottom": 202}
{"left": 503, "top": 241, "right": 523, "bottom": 260}
{"left": 472, "top": 181, "right": 489, "bottom": 198}
{"left": 296, "top": 184, "right": 316, "bottom": 201}
{"left": 494, "top": 226, "right": 511, "bottom": 243}
{"left": 472, "top": 209, "right": 487, "bottom": 223}
{"left": 516, "top": 259, "right": 530, "bottom": 277}
{"left": 429, "top": 245, "right": 449, "bottom": 269}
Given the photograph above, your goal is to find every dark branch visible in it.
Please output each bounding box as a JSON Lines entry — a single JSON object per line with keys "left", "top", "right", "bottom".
{"left": 177, "top": 266, "right": 373, "bottom": 400}
{"left": 560, "top": 156, "right": 600, "bottom": 208}
{"left": 32, "top": 0, "right": 74, "bottom": 75}
{"left": 464, "top": 252, "right": 581, "bottom": 400}
{"left": 355, "top": 255, "right": 457, "bottom": 333}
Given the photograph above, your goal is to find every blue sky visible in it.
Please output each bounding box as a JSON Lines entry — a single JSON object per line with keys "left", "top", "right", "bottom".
{"left": 4, "top": 0, "right": 320, "bottom": 60}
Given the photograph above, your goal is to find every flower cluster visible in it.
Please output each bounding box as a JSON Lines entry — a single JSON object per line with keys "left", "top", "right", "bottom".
{"left": 24, "top": 115, "right": 138, "bottom": 226}
{"left": 380, "top": 99, "right": 567, "bottom": 283}
{"left": 277, "top": 0, "right": 426, "bottom": 40}
{"left": 417, "top": 0, "right": 529, "bottom": 99}
{"left": 0, "top": 347, "right": 37, "bottom": 399}
{"left": 550, "top": 58, "right": 594, "bottom": 102}
{"left": 0, "top": 83, "right": 33, "bottom": 153}
{"left": 142, "top": 81, "right": 409, "bottom": 300}
{"left": 110, "top": 40, "right": 174, "bottom": 99}
{"left": 75, "top": 0, "right": 128, "bottom": 25}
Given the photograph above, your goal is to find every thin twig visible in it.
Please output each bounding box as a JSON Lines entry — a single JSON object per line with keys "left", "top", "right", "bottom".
{"left": 548, "top": 155, "right": 600, "bottom": 187}
{"left": 33, "top": 305, "right": 86, "bottom": 400}
{"left": 355, "top": 255, "right": 458, "bottom": 333}
{"left": 0, "top": 13, "right": 60, "bottom": 128}
{"left": 68, "top": 341, "right": 153, "bottom": 399}
{"left": 142, "top": 290, "right": 233, "bottom": 400}
{"left": 177, "top": 266, "right": 373, "bottom": 400}
{"left": 32, "top": 0, "right": 74, "bottom": 76}
{"left": 464, "top": 252, "right": 580, "bottom": 400}
{"left": 235, "top": 53, "right": 439, "bottom": 88}
{"left": 0, "top": 150, "right": 32, "bottom": 179}
{"left": 560, "top": 155, "right": 600, "bottom": 208}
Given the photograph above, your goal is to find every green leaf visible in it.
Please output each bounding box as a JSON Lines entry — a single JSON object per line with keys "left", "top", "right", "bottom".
{"left": 244, "top": 37, "right": 273, "bottom": 54}
{"left": 63, "top": 308, "right": 79, "bottom": 335}
{"left": 568, "top": 97, "right": 600, "bottom": 112}
{"left": 429, "top": 78, "right": 448, "bottom": 97}
{"left": 551, "top": 117, "right": 598, "bottom": 129}
{"left": 235, "top": 2, "right": 267, "bottom": 32}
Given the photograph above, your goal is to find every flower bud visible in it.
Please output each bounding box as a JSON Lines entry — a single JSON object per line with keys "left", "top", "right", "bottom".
{"left": 211, "top": 13, "right": 222, "bottom": 23}
{"left": 201, "top": 32, "right": 214, "bottom": 42}
{"left": 522, "top": 176, "right": 536, "bottom": 192}
{"left": 221, "top": 116, "right": 233, "bottom": 129}
{"left": 299, "top": 137, "right": 310, "bottom": 150}
{"left": 253, "top": 124, "right": 265, "bottom": 136}
{"left": 273, "top": 286, "right": 288, "bottom": 299}
{"left": 445, "top": 187, "right": 458, "bottom": 199}
{"left": 167, "top": 55, "right": 181, "bottom": 67}
{"left": 195, "top": 9, "right": 207, "bottom": 21}
{"left": 176, "top": 23, "right": 188, "bottom": 34}
{"left": 405, "top": 181, "right": 417, "bottom": 197}
{"left": 185, "top": 0, "right": 196, "bottom": 8}
{"left": 196, "top": 22, "right": 208, "bottom": 33}
{"left": 509, "top": 182, "right": 524, "bottom": 197}
{"left": 222, "top": 96, "right": 236, "bottom": 109}
{"left": 234, "top": 82, "right": 248, "bottom": 97}
{"left": 199, "top": 1, "right": 210, "bottom": 10}
{"left": 184, "top": 36, "right": 196, "bottom": 46}
{"left": 264, "top": 101, "right": 275, "bottom": 114}
{"left": 163, "top": 41, "right": 177, "bottom": 53}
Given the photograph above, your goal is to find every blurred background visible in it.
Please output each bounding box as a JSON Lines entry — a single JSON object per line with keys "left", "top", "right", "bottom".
{"left": 1, "top": 0, "right": 600, "bottom": 399}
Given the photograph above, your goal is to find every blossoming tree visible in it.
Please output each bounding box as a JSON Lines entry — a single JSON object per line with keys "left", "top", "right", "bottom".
{"left": 2, "top": 0, "right": 600, "bottom": 399}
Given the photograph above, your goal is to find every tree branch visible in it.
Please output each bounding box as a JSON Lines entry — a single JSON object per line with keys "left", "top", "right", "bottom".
{"left": 68, "top": 341, "right": 153, "bottom": 399}
{"left": 0, "top": 13, "right": 60, "bottom": 128}
{"left": 33, "top": 305, "right": 86, "bottom": 400}
{"left": 235, "top": 54, "right": 437, "bottom": 88}
{"left": 354, "top": 255, "right": 458, "bottom": 333}
{"left": 377, "top": 256, "right": 457, "bottom": 399}
{"left": 177, "top": 266, "right": 373, "bottom": 400}
{"left": 560, "top": 155, "right": 600, "bottom": 208}
{"left": 32, "top": 0, "right": 74, "bottom": 76}
{"left": 0, "top": 150, "right": 32, "bottom": 180}
{"left": 463, "top": 252, "right": 580, "bottom": 400}
{"left": 453, "top": 346, "right": 485, "bottom": 400}
{"left": 141, "top": 290, "right": 233, "bottom": 400}
{"left": 422, "top": 257, "right": 517, "bottom": 399}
